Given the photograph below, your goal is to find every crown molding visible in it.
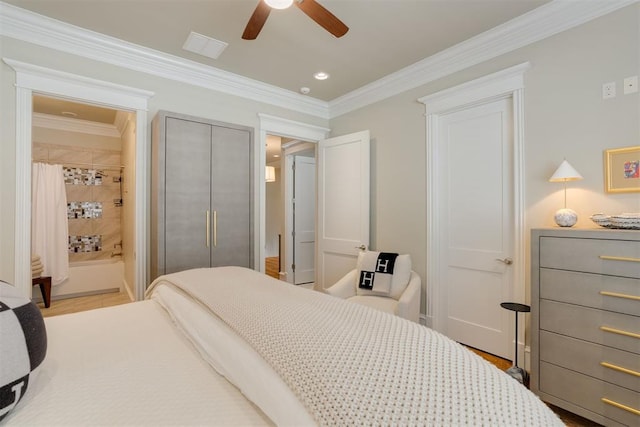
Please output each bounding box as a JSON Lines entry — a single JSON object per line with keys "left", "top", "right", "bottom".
{"left": 0, "top": 1, "right": 330, "bottom": 119}
{"left": 1, "top": 1, "right": 635, "bottom": 120}
{"left": 32, "top": 112, "right": 122, "bottom": 137}
{"left": 328, "top": 0, "right": 638, "bottom": 118}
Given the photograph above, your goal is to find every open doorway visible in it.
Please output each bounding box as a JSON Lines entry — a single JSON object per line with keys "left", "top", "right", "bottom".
{"left": 264, "top": 135, "right": 317, "bottom": 286}
{"left": 31, "top": 94, "right": 137, "bottom": 312}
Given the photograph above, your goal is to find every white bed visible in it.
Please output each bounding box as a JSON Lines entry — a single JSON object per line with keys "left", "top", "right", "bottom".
{"left": 5, "top": 266, "right": 562, "bottom": 426}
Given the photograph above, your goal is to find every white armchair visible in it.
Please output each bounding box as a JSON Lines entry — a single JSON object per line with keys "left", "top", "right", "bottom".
{"left": 325, "top": 253, "right": 421, "bottom": 323}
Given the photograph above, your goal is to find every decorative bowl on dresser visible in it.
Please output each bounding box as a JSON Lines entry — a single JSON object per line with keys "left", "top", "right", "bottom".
{"left": 531, "top": 228, "right": 640, "bottom": 427}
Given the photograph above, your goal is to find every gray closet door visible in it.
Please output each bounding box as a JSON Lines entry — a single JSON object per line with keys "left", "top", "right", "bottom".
{"left": 164, "top": 117, "right": 212, "bottom": 274}
{"left": 211, "top": 126, "right": 251, "bottom": 267}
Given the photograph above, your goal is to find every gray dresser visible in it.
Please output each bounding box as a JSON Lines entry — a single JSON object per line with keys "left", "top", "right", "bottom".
{"left": 531, "top": 228, "right": 640, "bottom": 426}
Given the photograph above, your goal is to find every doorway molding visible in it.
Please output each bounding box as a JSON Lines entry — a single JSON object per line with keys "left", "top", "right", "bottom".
{"left": 4, "top": 58, "right": 154, "bottom": 300}
{"left": 257, "top": 114, "right": 329, "bottom": 273}
{"left": 418, "top": 62, "right": 529, "bottom": 341}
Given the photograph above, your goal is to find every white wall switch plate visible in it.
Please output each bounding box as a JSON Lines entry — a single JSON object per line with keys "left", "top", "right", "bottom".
{"left": 623, "top": 76, "right": 638, "bottom": 94}
{"left": 603, "top": 81, "right": 616, "bottom": 99}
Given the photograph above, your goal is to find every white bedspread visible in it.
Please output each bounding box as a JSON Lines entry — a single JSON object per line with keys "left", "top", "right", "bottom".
{"left": 147, "top": 266, "right": 563, "bottom": 426}
{"left": 4, "top": 300, "right": 272, "bottom": 426}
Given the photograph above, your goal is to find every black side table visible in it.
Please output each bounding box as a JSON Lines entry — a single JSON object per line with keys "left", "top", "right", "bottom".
{"left": 500, "top": 302, "right": 530, "bottom": 387}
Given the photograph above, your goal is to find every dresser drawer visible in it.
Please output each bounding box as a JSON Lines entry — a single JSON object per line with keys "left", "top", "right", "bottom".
{"left": 540, "top": 269, "right": 640, "bottom": 316}
{"left": 540, "top": 300, "right": 640, "bottom": 354}
{"left": 541, "top": 362, "right": 640, "bottom": 426}
{"left": 539, "top": 237, "right": 640, "bottom": 278}
{"left": 540, "top": 331, "right": 640, "bottom": 392}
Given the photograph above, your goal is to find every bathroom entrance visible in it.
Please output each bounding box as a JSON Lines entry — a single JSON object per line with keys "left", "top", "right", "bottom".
{"left": 31, "top": 94, "right": 137, "bottom": 307}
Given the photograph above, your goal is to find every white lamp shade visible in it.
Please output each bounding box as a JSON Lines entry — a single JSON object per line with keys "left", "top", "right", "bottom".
{"left": 549, "top": 160, "right": 583, "bottom": 182}
{"left": 264, "top": 0, "right": 294, "bottom": 9}
{"left": 266, "top": 166, "right": 276, "bottom": 182}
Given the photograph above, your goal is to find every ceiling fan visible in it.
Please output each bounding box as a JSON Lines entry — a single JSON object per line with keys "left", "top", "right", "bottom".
{"left": 242, "top": 0, "right": 349, "bottom": 40}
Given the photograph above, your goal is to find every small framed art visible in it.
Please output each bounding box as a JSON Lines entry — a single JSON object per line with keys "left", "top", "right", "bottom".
{"left": 604, "top": 145, "right": 640, "bottom": 193}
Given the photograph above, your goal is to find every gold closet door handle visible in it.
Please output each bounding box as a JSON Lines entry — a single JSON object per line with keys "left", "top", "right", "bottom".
{"left": 600, "top": 291, "right": 640, "bottom": 302}
{"left": 599, "top": 255, "right": 640, "bottom": 263}
{"left": 600, "top": 326, "right": 640, "bottom": 340}
{"left": 206, "top": 210, "right": 210, "bottom": 248}
{"left": 600, "top": 362, "right": 640, "bottom": 377}
{"left": 601, "top": 398, "right": 640, "bottom": 416}
{"left": 213, "top": 210, "right": 217, "bottom": 247}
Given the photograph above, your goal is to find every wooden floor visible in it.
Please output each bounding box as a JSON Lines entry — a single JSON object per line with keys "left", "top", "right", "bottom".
{"left": 37, "top": 290, "right": 132, "bottom": 318}
{"left": 38, "top": 275, "right": 596, "bottom": 426}
{"left": 265, "top": 256, "right": 280, "bottom": 279}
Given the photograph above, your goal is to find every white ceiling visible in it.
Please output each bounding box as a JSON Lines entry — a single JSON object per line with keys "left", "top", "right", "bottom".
{"left": 4, "top": 0, "right": 551, "bottom": 101}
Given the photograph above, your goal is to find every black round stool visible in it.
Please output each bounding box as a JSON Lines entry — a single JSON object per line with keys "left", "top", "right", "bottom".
{"left": 500, "top": 302, "right": 530, "bottom": 387}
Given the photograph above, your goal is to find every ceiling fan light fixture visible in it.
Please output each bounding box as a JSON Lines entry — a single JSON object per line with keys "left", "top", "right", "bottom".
{"left": 264, "top": 0, "right": 294, "bottom": 10}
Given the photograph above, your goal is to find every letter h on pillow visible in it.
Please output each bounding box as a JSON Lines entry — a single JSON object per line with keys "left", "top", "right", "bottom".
{"left": 356, "top": 251, "right": 411, "bottom": 299}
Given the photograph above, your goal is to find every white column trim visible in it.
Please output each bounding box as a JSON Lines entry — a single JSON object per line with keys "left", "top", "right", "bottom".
{"left": 3, "top": 58, "right": 154, "bottom": 300}
{"left": 14, "top": 86, "right": 33, "bottom": 296}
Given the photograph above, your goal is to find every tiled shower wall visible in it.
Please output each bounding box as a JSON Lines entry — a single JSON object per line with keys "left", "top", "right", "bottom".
{"left": 33, "top": 142, "right": 123, "bottom": 264}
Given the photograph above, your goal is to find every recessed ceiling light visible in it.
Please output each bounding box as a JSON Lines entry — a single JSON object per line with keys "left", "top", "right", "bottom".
{"left": 61, "top": 111, "right": 77, "bottom": 118}
{"left": 273, "top": 154, "right": 280, "bottom": 158}
{"left": 314, "top": 72, "right": 330, "bottom": 80}
{"left": 183, "top": 31, "right": 228, "bottom": 60}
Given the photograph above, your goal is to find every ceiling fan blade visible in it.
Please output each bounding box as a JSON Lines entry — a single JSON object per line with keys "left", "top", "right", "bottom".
{"left": 296, "top": 0, "right": 348, "bottom": 38}
{"left": 242, "top": 1, "right": 271, "bottom": 40}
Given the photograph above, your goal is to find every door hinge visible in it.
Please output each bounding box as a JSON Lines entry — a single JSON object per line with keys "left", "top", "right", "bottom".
{"left": 292, "top": 264, "right": 295, "bottom": 272}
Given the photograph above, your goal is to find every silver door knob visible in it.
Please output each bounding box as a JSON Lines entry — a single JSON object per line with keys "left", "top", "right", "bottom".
{"left": 496, "top": 257, "right": 513, "bottom": 265}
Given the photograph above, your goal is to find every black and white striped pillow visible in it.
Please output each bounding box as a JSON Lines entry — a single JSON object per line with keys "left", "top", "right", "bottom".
{"left": 0, "top": 280, "right": 47, "bottom": 421}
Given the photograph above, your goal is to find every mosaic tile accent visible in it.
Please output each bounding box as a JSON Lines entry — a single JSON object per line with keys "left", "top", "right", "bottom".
{"left": 69, "top": 235, "right": 102, "bottom": 253}
{"left": 68, "top": 201, "right": 103, "bottom": 219}
{"left": 64, "top": 167, "right": 104, "bottom": 186}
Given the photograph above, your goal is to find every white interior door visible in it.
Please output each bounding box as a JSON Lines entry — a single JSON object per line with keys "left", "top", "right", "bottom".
{"left": 316, "top": 131, "right": 370, "bottom": 290}
{"left": 437, "top": 98, "right": 514, "bottom": 359}
{"left": 293, "top": 155, "right": 315, "bottom": 284}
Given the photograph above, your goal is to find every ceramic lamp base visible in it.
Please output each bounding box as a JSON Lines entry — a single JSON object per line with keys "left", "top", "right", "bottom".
{"left": 554, "top": 208, "right": 578, "bottom": 227}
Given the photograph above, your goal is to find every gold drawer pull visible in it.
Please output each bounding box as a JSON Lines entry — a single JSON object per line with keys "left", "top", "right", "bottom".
{"left": 601, "top": 398, "right": 640, "bottom": 416}
{"left": 599, "top": 255, "right": 640, "bottom": 263}
{"left": 600, "top": 326, "right": 640, "bottom": 340}
{"left": 600, "top": 362, "right": 640, "bottom": 377}
{"left": 600, "top": 291, "right": 640, "bottom": 302}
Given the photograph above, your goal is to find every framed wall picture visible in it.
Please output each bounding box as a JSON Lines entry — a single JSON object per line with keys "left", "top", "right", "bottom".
{"left": 604, "top": 145, "right": 640, "bottom": 193}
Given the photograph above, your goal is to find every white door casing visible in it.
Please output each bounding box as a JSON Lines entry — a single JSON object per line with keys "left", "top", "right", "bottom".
{"left": 316, "top": 131, "right": 370, "bottom": 290}
{"left": 293, "top": 155, "right": 316, "bottom": 284}
{"left": 4, "top": 58, "right": 153, "bottom": 300}
{"left": 419, "top": 62, "right": 528, "bottom": 361}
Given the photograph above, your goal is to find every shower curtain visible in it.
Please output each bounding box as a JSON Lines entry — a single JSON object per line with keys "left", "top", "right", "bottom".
{"left": 32, "top": 163, "right": 69, "bottom": 286}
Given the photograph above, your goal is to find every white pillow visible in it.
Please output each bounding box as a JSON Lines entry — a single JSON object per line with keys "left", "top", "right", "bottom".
{"left": 355, "top": 251, "right": 411, "bottom": 299}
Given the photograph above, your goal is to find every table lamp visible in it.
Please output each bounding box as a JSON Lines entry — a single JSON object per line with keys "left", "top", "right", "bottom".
{"left": 549, "top": 159, "right": 583, "bottom": 227}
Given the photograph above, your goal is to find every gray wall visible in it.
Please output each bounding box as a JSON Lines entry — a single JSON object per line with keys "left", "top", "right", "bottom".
{"left": 329, "top": 5, "right": 640, "bottom": 304}
{"left": 0, "top": 36, "right": 328, "bottom": 284}
{"left": 1, "top": 6, "right": 638, "bottom": 311}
